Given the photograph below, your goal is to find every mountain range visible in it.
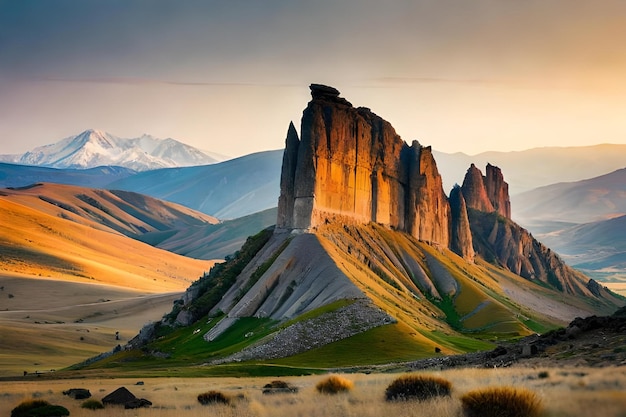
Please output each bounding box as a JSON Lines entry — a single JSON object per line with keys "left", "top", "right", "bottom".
{"left": 0, "top": 129, "right": 221, "bottom": 171}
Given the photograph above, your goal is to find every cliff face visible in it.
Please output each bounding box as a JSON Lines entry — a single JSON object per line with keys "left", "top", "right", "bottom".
{"left": 462, "top": 163, "right": 511, "bottom": 219}
{"left": 277, "top": 84, "right": 454, "bottom": 249}
{"left": 484, "top": 163, "right": 511, "bottom": 219}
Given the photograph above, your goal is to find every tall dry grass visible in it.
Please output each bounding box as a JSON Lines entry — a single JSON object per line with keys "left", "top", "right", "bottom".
{"left": 0, "top": 366, "right": 625, "bottom": 417}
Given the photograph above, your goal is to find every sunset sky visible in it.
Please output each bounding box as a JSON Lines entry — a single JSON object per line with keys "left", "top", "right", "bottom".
{"left": 1, "top": 0, "right": 625, "bottom": 158}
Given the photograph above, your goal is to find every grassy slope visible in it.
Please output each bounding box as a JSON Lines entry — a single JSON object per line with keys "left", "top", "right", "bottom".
{"left": 76, "top": 222, "right": 605, "bottom": 376}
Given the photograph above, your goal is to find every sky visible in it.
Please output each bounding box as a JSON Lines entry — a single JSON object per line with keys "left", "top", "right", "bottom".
{"left": 1, "top": 0, "right": 625, "bottom": 158}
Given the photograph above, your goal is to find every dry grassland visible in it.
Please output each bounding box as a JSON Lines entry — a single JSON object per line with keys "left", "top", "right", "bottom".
{"left": 1, "top": 366, "right": 625, "bottom": 417}
{"left": 0, "top": 273, "right": 186, "bottom": 377}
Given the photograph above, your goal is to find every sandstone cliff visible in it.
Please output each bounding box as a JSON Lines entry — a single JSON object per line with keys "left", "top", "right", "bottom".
{"left": 277, "top": 84, "right": 457, "bottom": 251}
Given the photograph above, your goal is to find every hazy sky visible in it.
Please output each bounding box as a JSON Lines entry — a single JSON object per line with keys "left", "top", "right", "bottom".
{"left": 1, "top": 0, "right": 625, "bottom": 157}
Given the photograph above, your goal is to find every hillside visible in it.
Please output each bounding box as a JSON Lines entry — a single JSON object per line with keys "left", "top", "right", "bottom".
{"left": 509, "top": 168, "right": 626, "bottom": 287}
{"left": 149, "top": 207, "right": 277, "bottom": 260}
{"left": 0, "top": 188, "right": 216, "bottom": 376}
{"left": 80, "top": 223, "right": 620, "bottom": 372}
{"left": 512, "top": 168, "right": 626, "bottom": 229}
{"left": 0, "top": 162, "right": 136, "bottom": 189}
{"left": 0, "top": 182, "right": 219, "bottom": 240}
{"left": 108, "top": 150, "right": 283, "bottom": 219}
{"left": 538, "top": 215, "right": 626, "bottom": 287}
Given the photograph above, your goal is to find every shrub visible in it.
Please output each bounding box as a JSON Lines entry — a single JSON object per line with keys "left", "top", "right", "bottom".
{"left": 262, "top": 380, "right": 298, "bottom": 394}
{"left": 461, "top": 386, "right": 543, "bottom": 417}
{"left": 81, "top": 399, "right": 104, "bottom": 410}
{"left": 11, "top": 400, "right": 69, "bottom": 417}
{"left": 385, "top": 374, "right": 452, "bottom": 401}
{"left": 197, "top": 390, "right": 230, "bottom": 405}
{"left": 315, "top": 375, "right": 353, "bottom": 394}
{"left": 538, "top": 371, "right": 549, "bottom": 379}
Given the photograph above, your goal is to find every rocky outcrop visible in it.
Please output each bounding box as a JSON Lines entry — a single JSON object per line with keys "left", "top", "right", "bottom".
{"left": 461, "top": 163, "right": 494, "bottom": 213}
{"left": 468, "top": 210, "right": 594, "bottom": 296}
{"left": 277, "top": 84, "right": 451, "bottom": 248}
{"left": 449, "top": 185, "right": 474, "bottom": 262}
{"left": 461, "top": 163, "right": 510, "bottom": 219}
{"left": 484, "top": 163, "right": 511, "bottom": 218}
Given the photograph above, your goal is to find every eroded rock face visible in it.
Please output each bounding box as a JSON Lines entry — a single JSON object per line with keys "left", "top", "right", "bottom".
{"left": 449, "top": 185, "right": 474, "bottom": 262}
{"left": 461, "top": 163, "right": 511, "bottom": 219}
{"left": 484, "top": 163, "right": 511, "bottom": 219}
{"left": 468, "top": 210, "right": 593, "bottom": 296}
{"left": 277, "top": 84, "right": 451, "bottom": 246}
{"left": 461, "top": 163, "right": 494, "bottom": 213}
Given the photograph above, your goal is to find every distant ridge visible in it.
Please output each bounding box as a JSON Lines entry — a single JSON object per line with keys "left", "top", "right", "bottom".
{"left": 434, "top": 144, "right": 626, "bottom": 194}
{"left": 0, "top": 129, "right": 221, "bottom": 171}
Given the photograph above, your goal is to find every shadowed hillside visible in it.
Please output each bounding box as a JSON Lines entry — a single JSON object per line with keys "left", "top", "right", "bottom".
{"left": 108, "top": 150, "right": 283, "bottom": 219}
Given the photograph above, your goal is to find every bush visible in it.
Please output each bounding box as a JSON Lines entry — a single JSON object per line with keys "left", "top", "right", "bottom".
{"left": 315, "top": 375, "right": 353, "bottom": 394}
{"left": 11, "top": 400, "right": 69, "bottom": 417}
{"left": 81, "top": 399, "right": 104, "bottom": 410}
{"left": 385, "top": 374, "right": 452, "bottom": 401}
{"left": 197, "top": 390, "right": 230, "bottom": 405}
{"left": 262, "top": 380, "right": 298, "bottom": 394}
{"left": 461, "top": 386, "right": 542, "bottom": 417}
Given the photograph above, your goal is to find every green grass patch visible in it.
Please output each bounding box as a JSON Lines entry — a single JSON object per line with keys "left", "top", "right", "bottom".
{"left": 272, "top": 323, "right": 435, "bottom": 367}
{"left": 424, "top": 330, "right": 495, "bottom": 353}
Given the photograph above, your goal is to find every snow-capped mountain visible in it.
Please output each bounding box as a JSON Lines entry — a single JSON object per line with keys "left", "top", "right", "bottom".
{"left": 0, "top": 129, "right": 222, "bottom": 171}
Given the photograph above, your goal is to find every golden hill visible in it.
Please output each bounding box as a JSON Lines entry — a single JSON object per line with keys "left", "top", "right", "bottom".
{"left": 0, "top": 183, "right": 216, "bottom": 376}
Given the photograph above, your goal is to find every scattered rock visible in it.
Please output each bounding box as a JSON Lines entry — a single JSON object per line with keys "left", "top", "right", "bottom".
{"left": 102, "top": 387, "right": 151, "bottom": 409}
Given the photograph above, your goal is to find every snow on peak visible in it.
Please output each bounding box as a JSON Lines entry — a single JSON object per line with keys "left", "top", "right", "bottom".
{"left": 4, "top": 130, "right": 222, "bottom": 171}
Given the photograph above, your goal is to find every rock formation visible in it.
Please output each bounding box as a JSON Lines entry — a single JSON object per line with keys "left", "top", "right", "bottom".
{"left": 277, "top": 84, "right": 464, "bottom": 254}
{"left": 484, "top": 163, "right": 511, "bottom": 219}
{"left": 461, "top": 163, "right": 510, "bottom": 219}
{"left": 449, "top": 185, "right": 474, "bottom": 262}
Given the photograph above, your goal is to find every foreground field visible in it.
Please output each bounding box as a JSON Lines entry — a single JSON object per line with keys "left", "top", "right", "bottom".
{"left": 0, "top": 273, "right": 186, "bottom": 377}
{"left": 1, "top": 366, "right": 625, "bottom": 417}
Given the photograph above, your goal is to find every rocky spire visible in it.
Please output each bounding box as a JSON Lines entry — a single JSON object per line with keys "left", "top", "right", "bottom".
{"left": 449, "top": 185, "right": 474, "bottom": 262}
{"left": 276, "top": 122, "right": 300, "bottom": 228}
{"left": 405, "top": 141, "right": 450, "bottom": 246}
{"left": 484, "top": 163, "right": 511, "bottom": 219}
{"left": 461, "top": 163, "right": 511, "bottom": 219}
{"left": 461, "top": 163, "right": 494, "bottom": 213}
